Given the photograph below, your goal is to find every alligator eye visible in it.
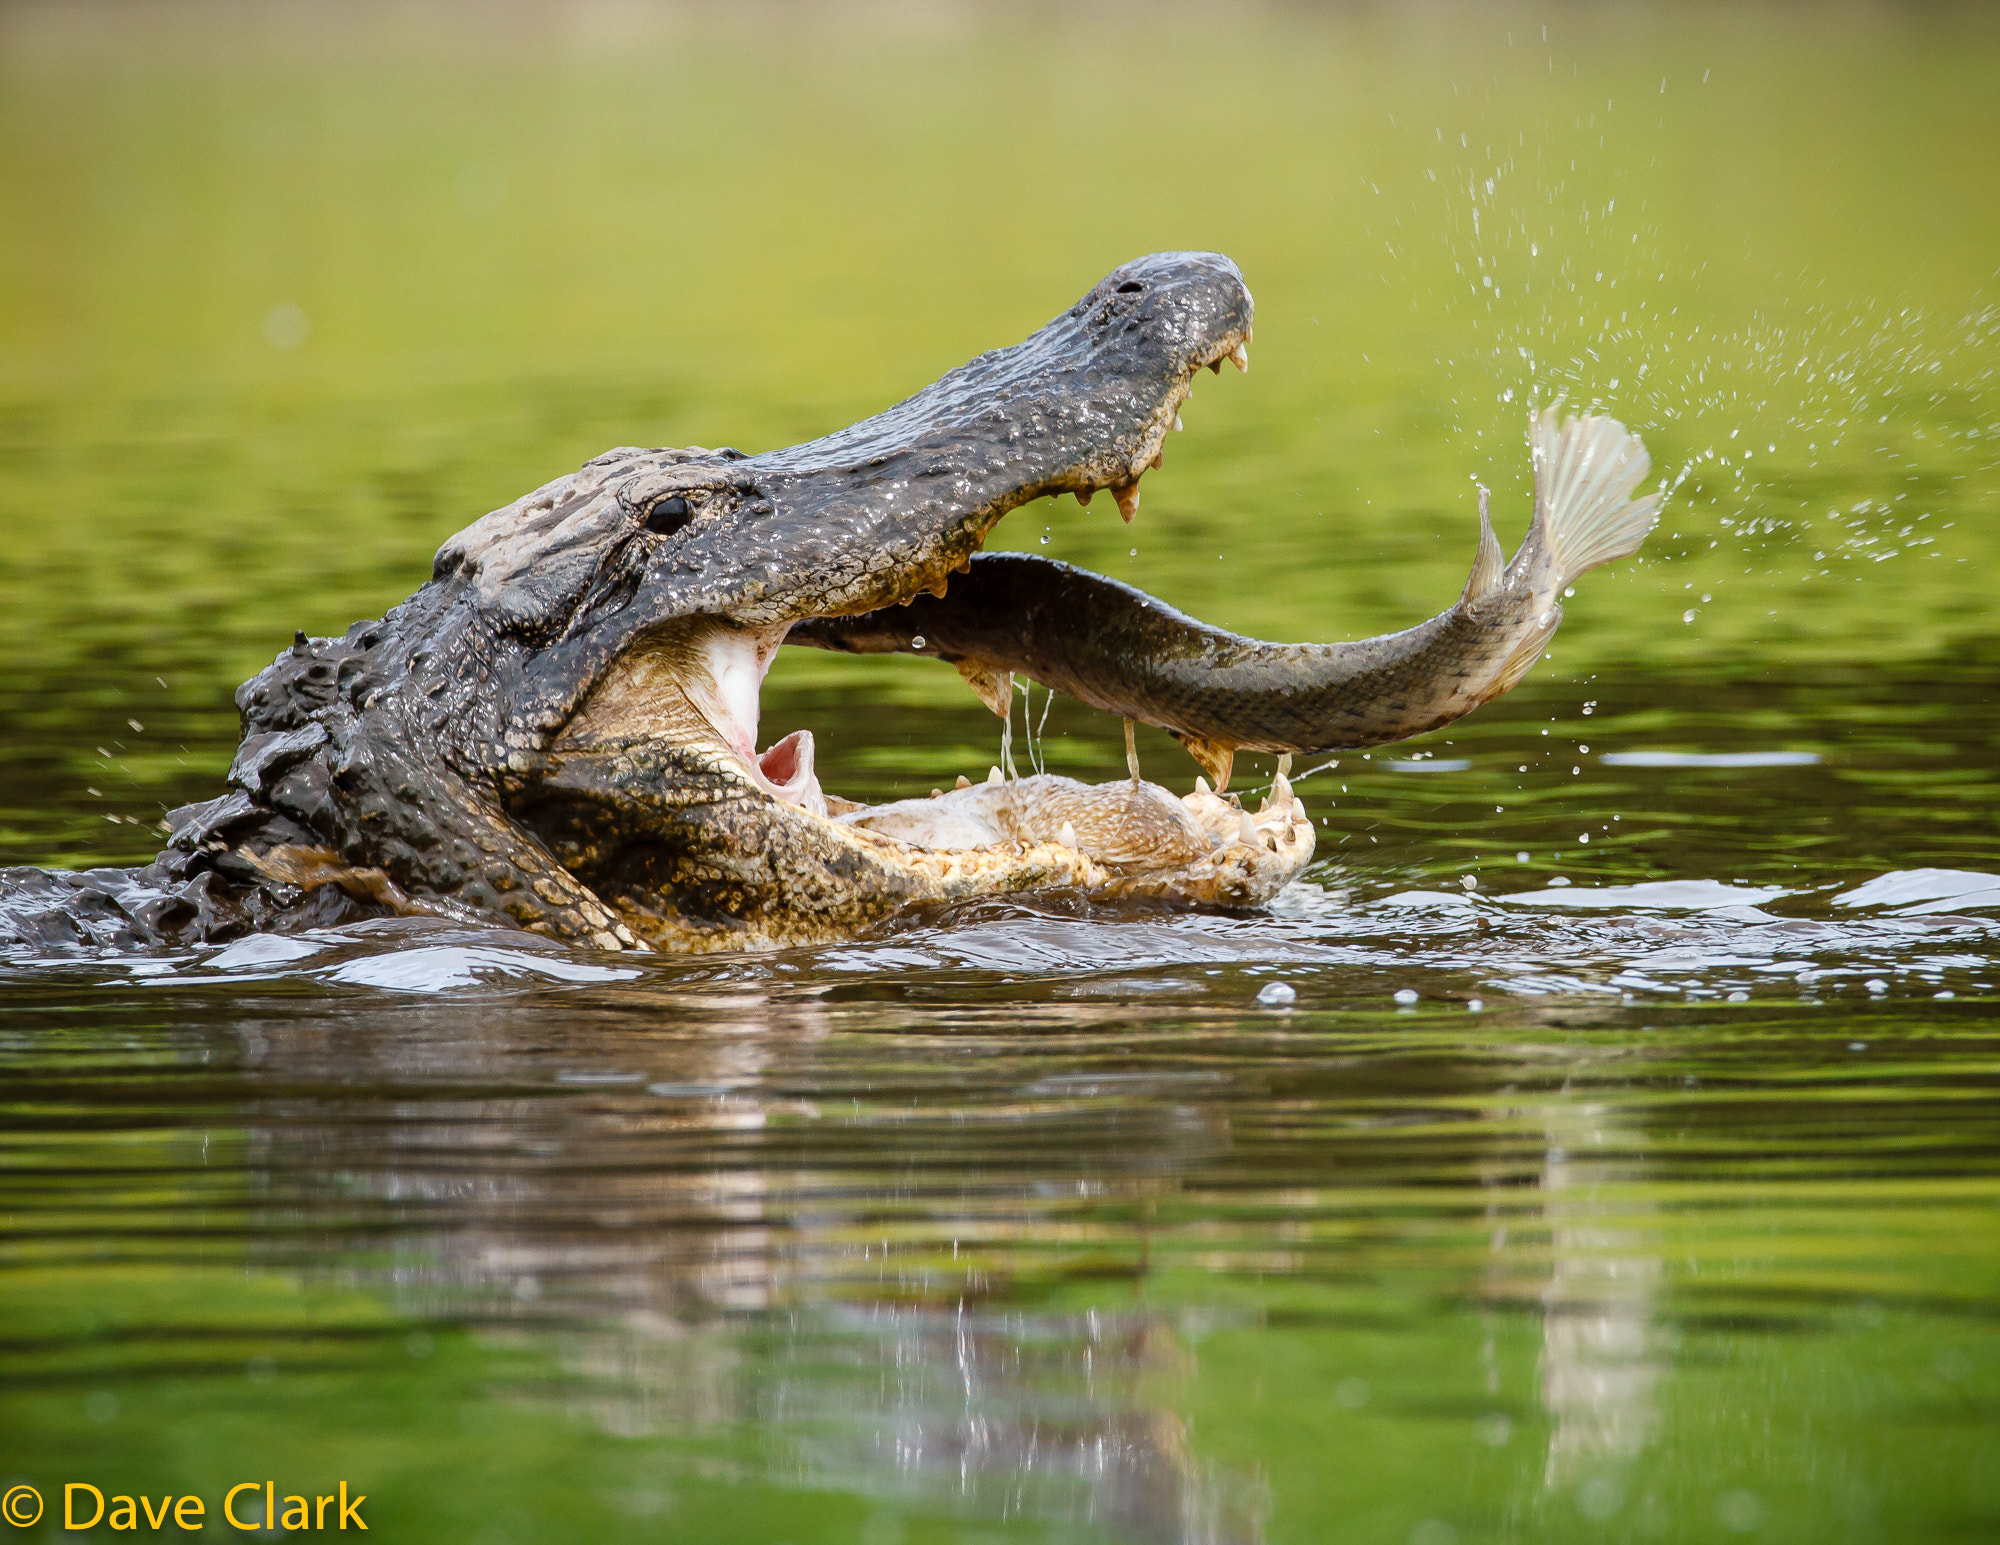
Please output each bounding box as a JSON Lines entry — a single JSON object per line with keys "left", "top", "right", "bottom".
{"left": 645, "top": 495, "right": 693, "bottom": 536}
{"left": 1115, "top": 281, "right": 1145, "bottom": 294}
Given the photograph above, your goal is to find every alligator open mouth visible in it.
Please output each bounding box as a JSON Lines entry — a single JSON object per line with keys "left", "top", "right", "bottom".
{"left": 558, "top": 296, "right": 1255, "bottom": 822}
{"left": 506, "top": 264, "right": 1320, "bottom": 949}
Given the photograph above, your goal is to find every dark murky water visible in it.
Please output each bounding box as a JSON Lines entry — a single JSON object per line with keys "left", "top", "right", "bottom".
{"left": 4, "top": 5, "right": 1998, "bottom": 1542}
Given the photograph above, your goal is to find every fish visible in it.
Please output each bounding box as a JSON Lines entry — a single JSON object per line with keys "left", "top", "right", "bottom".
{"left": 792, "top": 407, "right": 1663, "bottom": 790}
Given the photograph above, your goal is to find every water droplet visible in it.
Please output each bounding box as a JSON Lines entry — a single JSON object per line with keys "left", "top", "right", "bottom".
{"left": 1256, "top": 981, "right": 1297, "bottom": 1007}
{"left": 1393, "top": 988, "right": 1419, "bottom": 1005}
{"left": 262, "top": 303, "right": 310, "bottom": 350}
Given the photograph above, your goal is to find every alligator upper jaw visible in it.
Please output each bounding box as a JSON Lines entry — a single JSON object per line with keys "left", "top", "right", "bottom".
{"left": 730, "top": 251, "right": 1256, "bottom": 625}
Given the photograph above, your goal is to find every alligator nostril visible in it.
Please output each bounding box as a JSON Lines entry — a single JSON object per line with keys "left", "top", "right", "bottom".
{"left": 1115, "top": 281, "right": 1145, "bottom": 294}
{"left": 645, "top": 495, "right": 693, "bottom": 535}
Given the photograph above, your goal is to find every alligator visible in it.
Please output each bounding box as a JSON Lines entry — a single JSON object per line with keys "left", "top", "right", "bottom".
{"left": 0, "top": 252, "right": 1660, "bottom": 955}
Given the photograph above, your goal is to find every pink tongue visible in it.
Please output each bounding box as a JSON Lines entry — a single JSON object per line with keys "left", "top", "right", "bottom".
{"left": 759, "top": 735, "right": 805, "bottom": 783}
{"left": 754, "top": 729, "right": 828, "bottom": 817}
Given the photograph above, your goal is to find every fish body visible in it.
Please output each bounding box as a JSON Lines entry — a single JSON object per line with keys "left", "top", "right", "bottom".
{"left": 794, "top": 409, "right": 1662, "bottom": 783}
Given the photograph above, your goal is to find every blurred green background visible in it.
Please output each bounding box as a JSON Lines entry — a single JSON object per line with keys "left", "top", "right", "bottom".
{"left": 2, "top": 0, "right": 1994, "bottom": 702}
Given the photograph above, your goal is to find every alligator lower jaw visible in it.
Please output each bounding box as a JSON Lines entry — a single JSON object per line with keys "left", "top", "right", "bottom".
{"left": 540, "top": 613, "right": 1316, "bottom": 862}
{"left": 525, "top": 743, "right": 1317, "bottom": 954}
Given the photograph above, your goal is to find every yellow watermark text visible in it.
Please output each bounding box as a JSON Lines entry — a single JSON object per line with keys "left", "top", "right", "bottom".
{"left": 0, "top": 1481, "right": 370, "bottom": 1531}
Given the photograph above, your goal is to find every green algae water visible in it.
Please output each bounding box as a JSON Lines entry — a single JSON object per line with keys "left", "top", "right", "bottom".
{"left": 2, "top": 5, "right": 1996, "bottom": 1542}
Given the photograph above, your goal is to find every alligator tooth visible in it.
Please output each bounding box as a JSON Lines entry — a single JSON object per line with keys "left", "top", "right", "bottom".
{"left": 954, "top": 556, "right": 972, "bottom": 573}
{"left": 1272, "top": 770, "right": 1293, "bottom": 808}
{"left": 1076, "top": 488, "right": 1093, "bottom": 506}
{"left": 1195, "top": 775, "right": 1212, "bottom": 795}
{"left": 929, "top": 575, "right": 949, "bottom": 599}
{"left": 1150, "top": 449, "right": 1164, "bottom": 471}
{"left": 1113, "top": 483, "right": 1140, "bottom": 522}
{"left": 930, "top": 788, "right": 943, "bottom": 799}
{"left": 988, "top": 766, "right": 1004, "bottom": 785}
{"left": 1172, "top": 412, "right": 1184, "bottom": 432}
{"left": 1230, "top": 342, "right": 1249, "bottom": 372}
{"left": 955, "top": 774, "right": 971, "bottom": 789}
{"left": 1208, "top": 359, "right": 1223, "bottom": 374}
{"left": 957, "top": 661, "right": 1013, "bottom": 718}
{"left": 1239, "top": 811, "right": 1257, "bottom": 845}
{"left": 1058, "top": 821, "right": 1077, "bottom": 849}
{"left": 1174, "top": 733, "right": 1235, "bottom": 793}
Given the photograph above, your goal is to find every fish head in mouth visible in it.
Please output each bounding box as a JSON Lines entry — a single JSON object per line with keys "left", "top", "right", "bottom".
{"left": 205, "top": 250, "right": 1655, "bottom": 951}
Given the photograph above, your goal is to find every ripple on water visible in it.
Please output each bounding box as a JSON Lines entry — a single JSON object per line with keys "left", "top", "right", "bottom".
{"left": 1497, "top": 879, "right": 1792, "bottom": 910}
{"left": 1834, "top": 867, "right": 2000, "bottom": 916}
{"left": 7, "top": 868, "right": 1993, "bottom": 1009}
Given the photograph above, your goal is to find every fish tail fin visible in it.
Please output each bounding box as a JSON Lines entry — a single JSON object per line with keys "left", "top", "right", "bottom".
{"left": 1460, "top": 484, "right": 1508, "bottom": 603}
{"left": 1526, "top": 407, "right": 1661, "bottom": 589}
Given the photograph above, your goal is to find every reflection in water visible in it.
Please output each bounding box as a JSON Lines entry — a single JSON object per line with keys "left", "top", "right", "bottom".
{"left": 769, "top": 1310, "right": 1255, "bottom": 1545}
{"left": 1535, "top": 1102, "right": 1662, "bottom": 1496}
{"left": 230, "top": 988, "right": 1261, "bottom": 1544}
{"left": 3, "top": 914, "right": 1997, "bottom": 1542}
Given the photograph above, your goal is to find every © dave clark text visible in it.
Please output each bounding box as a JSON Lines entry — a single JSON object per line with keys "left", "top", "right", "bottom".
{"left": 45, "top": 1482, "right": 367, "bottom": 1531}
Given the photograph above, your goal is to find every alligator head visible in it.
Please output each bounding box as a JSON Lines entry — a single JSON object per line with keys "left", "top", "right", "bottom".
{"left": 166, "top": 251, "right": 1656, "bottom": 952}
